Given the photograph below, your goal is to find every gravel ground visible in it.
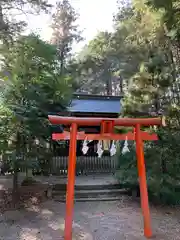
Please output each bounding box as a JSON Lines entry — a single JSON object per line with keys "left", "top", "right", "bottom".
{"left": 0, "top": 196, "right": 180, "bottom": 240}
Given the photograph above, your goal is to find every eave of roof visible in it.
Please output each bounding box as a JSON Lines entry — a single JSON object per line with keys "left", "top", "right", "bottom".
{"left": 73, "top": 92, "right": 123, "bottom": 101}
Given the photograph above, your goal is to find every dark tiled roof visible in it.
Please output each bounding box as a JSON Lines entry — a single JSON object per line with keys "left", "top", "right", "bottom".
{"left": 68, "top": 94, "right": 122, "bottom": 114}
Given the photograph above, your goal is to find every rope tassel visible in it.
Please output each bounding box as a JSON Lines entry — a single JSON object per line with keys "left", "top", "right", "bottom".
{"left": 82, "top": 138, "right": 89, "bottom": 155}
{"left": 122, "top": 136, "right": 130, "bottom": 155}
{"left": 110, "top": 140, "right": 117, "bottom": 156}
{"left": 97, "top": 140, "right": 103, "bottom": 158}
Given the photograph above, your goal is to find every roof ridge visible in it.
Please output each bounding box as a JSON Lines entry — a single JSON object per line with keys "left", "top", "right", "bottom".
{"left": 73, "top": 93, "right": 123, "bottom": 100}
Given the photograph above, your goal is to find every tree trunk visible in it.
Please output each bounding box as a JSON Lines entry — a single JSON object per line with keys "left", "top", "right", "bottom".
{"left": 12, "top": 131, "right": 21, "bottom": 206}
{"left": 119, "top": 75, "right": 123, "bottom": 93}
{"left": 59, "top": 47, "right": 65, "bottom": 75}
{"left": 0, "top": 5, "right": 7, "bottom": 33}
{"left": 161, "top": 157, "right": 167, "bottom": 174}
{"left": 158, "top": 132, "right": 167, "bottom": 174}
{"left": 12, "top": 161, "right": 19, "bottom": 206}
{"left": 105, "top": 71, "right": 112, "bottom": 95}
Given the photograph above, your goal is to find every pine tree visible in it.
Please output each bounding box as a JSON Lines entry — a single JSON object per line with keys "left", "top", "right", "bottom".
{"left": 50, "top": 0, "right": 82, "bottom": 74}
{"left": 0, "top": 0, "right": 51, "bottom": 43}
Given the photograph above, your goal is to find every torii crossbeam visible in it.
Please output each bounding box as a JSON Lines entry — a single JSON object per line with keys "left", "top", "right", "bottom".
{"left": 48, "top": 115, "right": 166, "bottom": 240}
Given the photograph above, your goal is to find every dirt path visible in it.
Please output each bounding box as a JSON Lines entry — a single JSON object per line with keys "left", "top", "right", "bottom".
{"left": 0, "top": 196, "right": 180, "bottom": 240}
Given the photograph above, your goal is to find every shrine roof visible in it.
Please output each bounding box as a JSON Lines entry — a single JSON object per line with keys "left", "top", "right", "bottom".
{"left": 68, "top": 93, "right": 122, "bottom": 114}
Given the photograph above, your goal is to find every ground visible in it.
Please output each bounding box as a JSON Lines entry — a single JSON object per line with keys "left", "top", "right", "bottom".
{"left": 0, "top": 175, "right": 180, "bottom": 239}
{"left": 0, "top": 197, "right": 180, "bottom": 240}
{"left": 0, "top": 174, "right": 119, "bottom": 190}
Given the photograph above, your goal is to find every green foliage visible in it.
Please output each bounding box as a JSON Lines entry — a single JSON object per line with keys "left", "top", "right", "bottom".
{"left": 112, "top": 0, "right": 180, "bottom": 205}
{"left": 116, "top": 129, "right": 180, "bottom": 205}
{"left": 0, "top": 34, "right": 71, "bottom": 177}
{"left": 0, "top": 0, "right": 51, "bottom": 43}
{"left": 1, "top": 34, "right": 71, "bottom": 138}
{"left": 71, "top": 31, "right": 123, "bottom": 95}
{"left": 67, "top": 1, "right": 180, "bottom": 206}
{"left": 146, "top": 0, "right": 180, "bottom": 37}
{"left": 72, "top": 0, "right": 168, "bottom": 95}
{"left": 50, "top": 0, "right": 82, "bottom": 74}
{"left": 0, "top": 0, "right": 180, "bottom": 206}
{"left": 0, "top": 0, "right": 80, "bottom": 191}
{"left": 116, "top": 142, "right": 138, "bottom": 187}
{"left": 21, "top": 177, "right": 38, "bottom": 186}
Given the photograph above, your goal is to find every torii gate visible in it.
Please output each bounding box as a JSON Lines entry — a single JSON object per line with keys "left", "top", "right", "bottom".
{"left": 48, "top": 115, "right": 166, "bottom": 240}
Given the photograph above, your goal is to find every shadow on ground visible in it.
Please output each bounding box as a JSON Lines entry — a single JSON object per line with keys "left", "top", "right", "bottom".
{"left": 0, "top": 175, "right": 180, "bottom": 240}
{"left": 0, "top": 201, "right": 92, "bottom": 240}
{"left": 0, "top": 197, "right": 180, "bottom": 240}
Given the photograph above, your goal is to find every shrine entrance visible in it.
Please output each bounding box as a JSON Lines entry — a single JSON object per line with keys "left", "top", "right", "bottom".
{"left": 48, "top": 115, "right": 165, "bottom": 240}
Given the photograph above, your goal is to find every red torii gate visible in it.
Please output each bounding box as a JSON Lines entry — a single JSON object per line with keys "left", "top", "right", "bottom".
{"left": 48, "top": 115, "right": 166, "bottom": 240}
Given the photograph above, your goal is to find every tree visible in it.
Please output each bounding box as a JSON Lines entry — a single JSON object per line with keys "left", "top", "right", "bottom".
{"left": 112, "top": 0, "right": 180, "bottom": 205}
{"left": 146, "top": 0, "right": 180, "bottom": 125}
{"left": 0, "top": 34, "right": 71, "bottom": 202}
{"left": 50, "top": 0, "right": 82, "bottom": 74}
{"left": 0, "top": 0, "right": 52, "bottom": 43}
{"left": 71, "top": 31, "right": 126, "bottom": 95}
{"left": 72, "top": 1, "right": 152, "bottom": 95}
{"left": 1, "top": 33, "right": 72, "bottom": 145}
{"left": 67, "top": 0, "right": 180, "bottom": 205}
{"left": 119, "top": 0, "right": 180, "bottom": 126}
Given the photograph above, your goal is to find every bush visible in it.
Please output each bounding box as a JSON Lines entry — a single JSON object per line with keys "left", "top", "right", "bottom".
{"left": 116, "top": 129, "right": 180, "bottom": 205}
{"left": 21, "top": 177, "right": 38, "bottom": 186}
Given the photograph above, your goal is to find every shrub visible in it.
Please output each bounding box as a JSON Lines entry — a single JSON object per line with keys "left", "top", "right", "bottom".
{"left": 116, "top": 129, "right": 180, "bottom": 205}
{"left": 21, "top": 177, "right": 38, "bottom": 186}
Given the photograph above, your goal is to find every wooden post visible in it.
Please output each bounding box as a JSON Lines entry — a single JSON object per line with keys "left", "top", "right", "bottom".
{"left": 135, "top": 124, "right": 152, "bottom": 238}
{"left": 64, "top": 123, "right": 77, "bottom": 240}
